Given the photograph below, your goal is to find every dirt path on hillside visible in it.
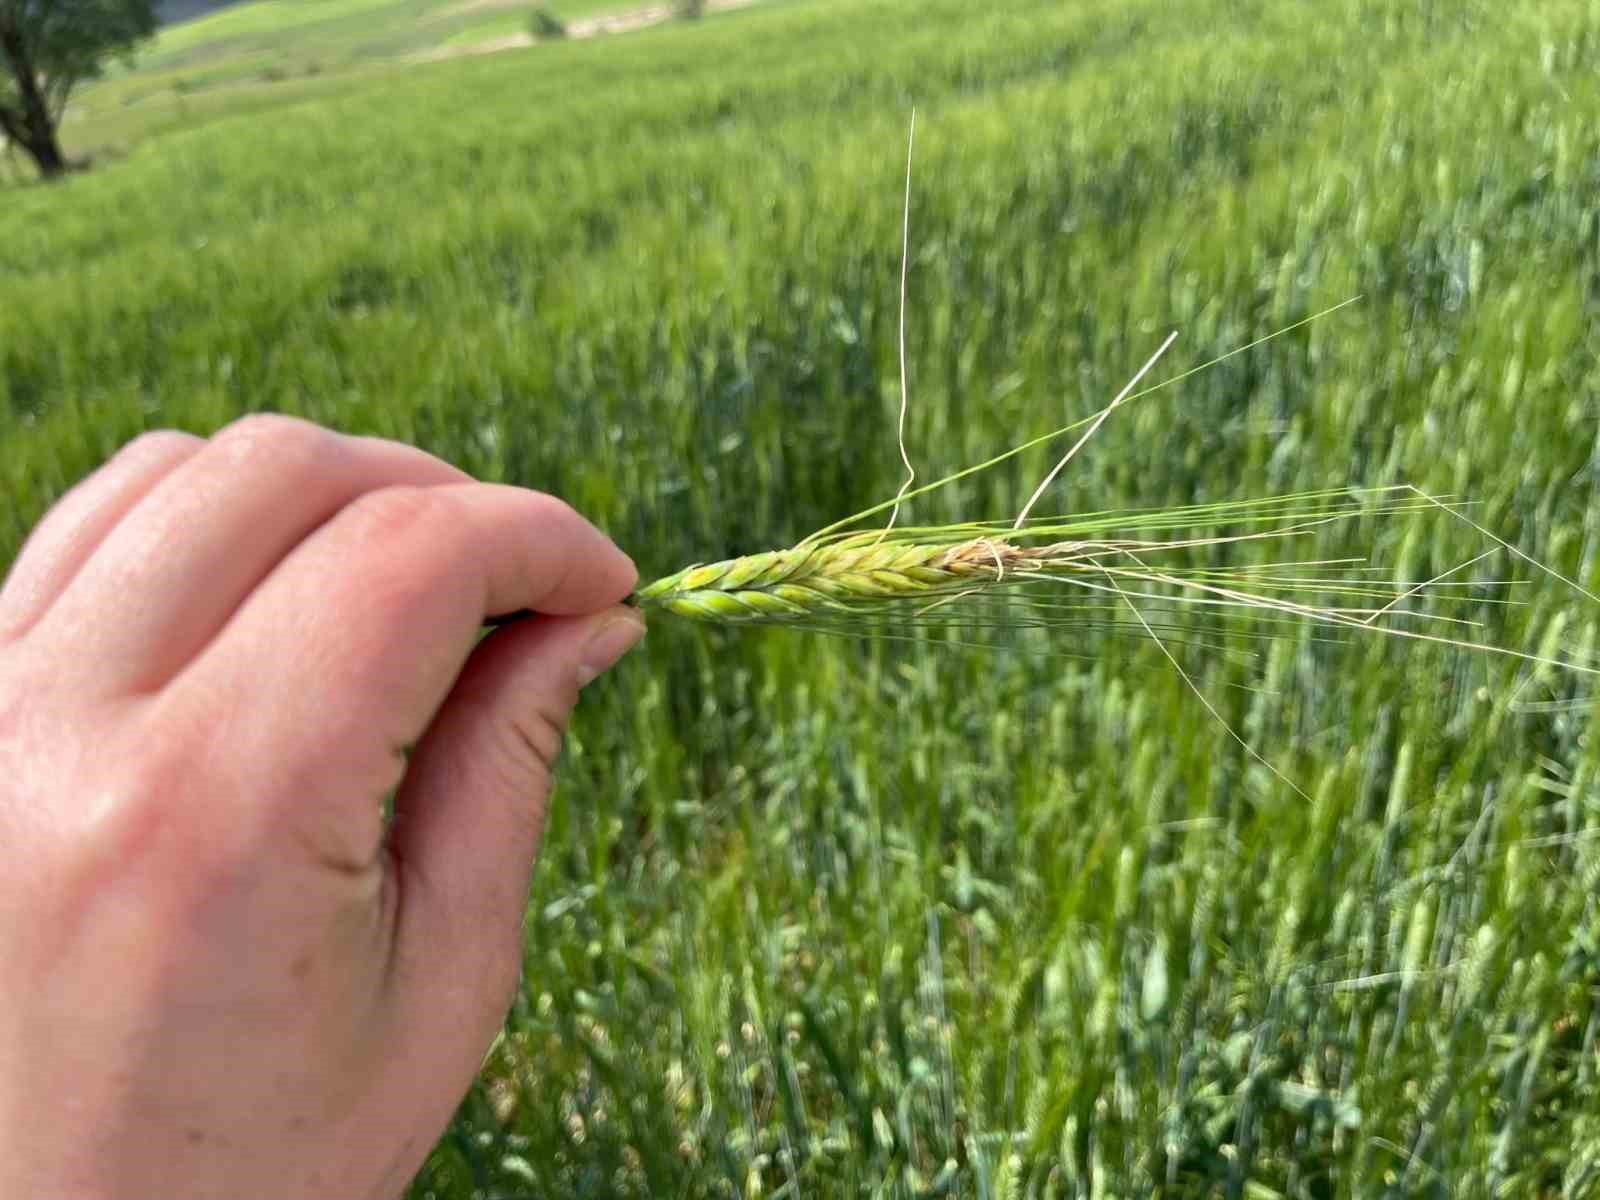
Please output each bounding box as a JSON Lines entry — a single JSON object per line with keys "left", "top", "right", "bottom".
{"left": 414, "top": 0, "right": 756, "bottom": 61}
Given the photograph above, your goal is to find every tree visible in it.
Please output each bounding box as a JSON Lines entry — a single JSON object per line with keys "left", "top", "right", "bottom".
{"left": 0, "top": 0, "right": 157, "bottom": 179}
{"left": 528, "top": 6, "right": 566, "bottom": 38}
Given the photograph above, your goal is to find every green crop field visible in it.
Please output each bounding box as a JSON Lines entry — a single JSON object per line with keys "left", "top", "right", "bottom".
{"left": 6, "top": 0, "right": 1600, "bottom": 1195}
{"left": 45, "top": 0, "right": 642, "bottom": 156}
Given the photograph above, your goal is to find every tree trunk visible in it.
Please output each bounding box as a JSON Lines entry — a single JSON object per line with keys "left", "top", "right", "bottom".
{"left": 0, "top": 22, "right": 68, "bottom": 179}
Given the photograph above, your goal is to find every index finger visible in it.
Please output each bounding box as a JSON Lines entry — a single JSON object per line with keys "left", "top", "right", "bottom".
{"left": 170, "top": 482, "right": 635, "bottom": 827}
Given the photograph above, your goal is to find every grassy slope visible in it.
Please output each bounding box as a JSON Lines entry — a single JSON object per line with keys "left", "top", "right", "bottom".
{"left": 6, "top": 0, "right": 1600, "bottom": 1195}
{"left": 56, "top": 0, "right": 633, "bottom": 155}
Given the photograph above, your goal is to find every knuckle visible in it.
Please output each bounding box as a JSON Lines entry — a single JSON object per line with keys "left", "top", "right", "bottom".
{"left": 69, "top": 701, "right": 240, "bottom": 880}
{"left": 210, "top": 412, "right": 336, "bottom": 474}
{"left": 502, "top": 704, "right": 567, "bottom": 782}
{"left": 480, "top": 711, "right": 563, "bottom": 817}
{"left": 342, "top": 484, "right": 450, "bottom": 545}
{"left": 51, "top": 749, "right": 191, "bottom": 891}
{"left": 459, "top": 708, "right": 562, "bottom": 849}
{"left": 4, "top": 700, "right": 239, "bottom": 919}
{"left": 524, "top": 489, "right": 579, "bottom": 525}
{"left": 118, "top": 428, "right": 201, "bottom": 464}
{"left": 330, "top": 488, "right": 459, "bottom": 632}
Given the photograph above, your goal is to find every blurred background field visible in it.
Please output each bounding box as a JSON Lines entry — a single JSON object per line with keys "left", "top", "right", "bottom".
{"left": 6, "top": 0, "right": 1600, "bottom": 1195}
{"left": 38, "top": 0, "right": 708, "bottom": 156}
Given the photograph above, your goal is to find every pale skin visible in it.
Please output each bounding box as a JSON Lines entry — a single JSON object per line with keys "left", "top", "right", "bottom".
{"left": 0, "top": 415, "right": 646, "bottom": 1199}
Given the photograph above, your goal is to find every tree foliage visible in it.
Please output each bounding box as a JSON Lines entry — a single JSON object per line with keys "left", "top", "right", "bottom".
{"left": 0, "top": 0, "right": 157, "bottom": 177}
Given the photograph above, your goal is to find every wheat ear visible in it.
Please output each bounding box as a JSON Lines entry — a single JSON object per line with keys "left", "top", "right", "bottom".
{"left": 635, "top": 535, "right": 1049, "bottom": 623}
{"left": 633, "top": 491, "right": 1441, "bottom": 629}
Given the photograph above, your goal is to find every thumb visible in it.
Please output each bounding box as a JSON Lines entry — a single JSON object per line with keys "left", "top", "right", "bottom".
{"left": 384, "top": 606, "right": 645, "bottom": 1049}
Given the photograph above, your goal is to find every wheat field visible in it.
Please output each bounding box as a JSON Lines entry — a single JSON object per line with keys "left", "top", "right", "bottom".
{"left": 6, "top": 1, "right": 1600, "bottom": 1194}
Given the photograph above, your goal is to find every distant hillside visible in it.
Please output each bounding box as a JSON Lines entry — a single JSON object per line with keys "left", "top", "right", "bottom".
{"left": 73, "top": 0, "right": 749, "bottom": 156}
{"left": 156, "top": 0, "right": 243, "bottom": 25}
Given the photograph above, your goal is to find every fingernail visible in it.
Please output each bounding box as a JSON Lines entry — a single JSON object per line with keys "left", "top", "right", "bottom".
{"left": 577, "top": 613, "right": 646, "bottom": 688}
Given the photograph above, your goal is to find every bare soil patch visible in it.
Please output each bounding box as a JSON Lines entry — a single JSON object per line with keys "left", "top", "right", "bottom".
{"left": 417, "top": 0, "right": 757, "bottom": 61}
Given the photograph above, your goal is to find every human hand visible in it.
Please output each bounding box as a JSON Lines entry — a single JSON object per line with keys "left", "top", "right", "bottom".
{"left": 0, "top": 416, "right": 644, "bottom": 1199}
